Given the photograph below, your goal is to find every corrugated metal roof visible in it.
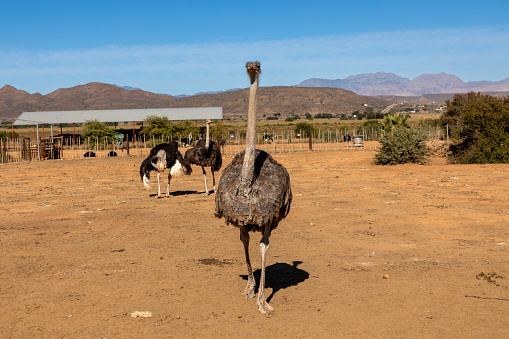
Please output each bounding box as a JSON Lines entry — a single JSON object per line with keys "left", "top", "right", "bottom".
{"left": 13, "top": 107, "right": 223, "bottom": 125}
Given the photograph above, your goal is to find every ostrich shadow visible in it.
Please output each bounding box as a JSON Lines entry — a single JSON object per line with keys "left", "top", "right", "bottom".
{"left": 198, "top": 189, "right": 216, "bottom": 195}
{"left": 149, "top": 190, "right": 199, "bottom": 197}
{"left": 240, "top": 261, "right": 309, "bottom": 302}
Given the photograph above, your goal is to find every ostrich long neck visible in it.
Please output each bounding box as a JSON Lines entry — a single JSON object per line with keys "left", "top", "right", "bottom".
{"left": 240, "top": 72, "right": 259, "bottom": 187}
{"left": 205, "top": 121, "right": 210, "bottom": 150}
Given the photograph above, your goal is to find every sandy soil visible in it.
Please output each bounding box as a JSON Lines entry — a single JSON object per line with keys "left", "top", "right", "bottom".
{"left": 1, "top": 148, "right": 508, "bottom": 338}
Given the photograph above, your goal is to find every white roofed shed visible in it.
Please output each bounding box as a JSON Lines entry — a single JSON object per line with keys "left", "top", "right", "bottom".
{"left": 13, "top": 107, "right": 223, "bottom": 125}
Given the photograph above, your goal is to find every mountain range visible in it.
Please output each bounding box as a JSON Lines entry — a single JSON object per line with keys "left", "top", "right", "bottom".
{"left": 0, "top": 83, "right": 389, "bottom": 122}
{"left": 2, "top": 72, "right": 509, "bottom": 123}
{"left": 297, "top": 72, "right": 509, "bottom": 96}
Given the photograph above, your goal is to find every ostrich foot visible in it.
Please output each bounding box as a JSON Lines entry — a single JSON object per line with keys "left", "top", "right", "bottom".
{"left": 257, "top": 298, "right": 274, "bottom": 315}
{"left": 242, "top": 282, "right": 256, "bottom": 299}
{"left": 203, "top": 192, "right": 210, "bottom": 196}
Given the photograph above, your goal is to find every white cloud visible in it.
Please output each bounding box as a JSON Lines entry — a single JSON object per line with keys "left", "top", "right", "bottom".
{"left": 1, "top": 25, "right": 508, "bottom": 94}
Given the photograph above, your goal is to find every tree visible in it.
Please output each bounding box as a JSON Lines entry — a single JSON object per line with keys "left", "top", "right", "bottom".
{"left": 362, "top": 120, "right": 383, "bottom": 140}
{"left": 294, "top": 121, "right": 316, "bottom": 134}
{"left": 169, "top": 120, "right": 200, "bottom": 137}
{"left": 315, "top": 113, "right": 333, "bottom": 119}
{"left": 383, "top": 113, "right": 410, "bottom": 130}
{"left": 210, "top": 121, "right": 225, "bottom": 139}
{"left": 0, "top": 130, "right": 19, "bottom": 138}
{"left": 366, "top": 111, "right": 384, "bottom": 120}
{"left": 82, "top": 119, "right": 116, "bottom": 148}
{"left": 141, "top": 115, "right": 171, "bottom": 137}
{"left": 141, "top": 116, "right": 200, "bottom": 140}
{"left": 440, "top": 92, "right": 509, "bottom": 163}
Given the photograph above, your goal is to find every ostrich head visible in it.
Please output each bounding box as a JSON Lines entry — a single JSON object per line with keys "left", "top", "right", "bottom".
{"left": 246, "top": 61, "right": 261, "bottom": 84}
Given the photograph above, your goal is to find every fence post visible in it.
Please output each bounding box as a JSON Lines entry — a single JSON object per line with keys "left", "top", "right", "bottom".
{"left": 308, "top": 127, "right": 313, "bottom": 151}
{"left": 126, "top": 136, "right": 130, "bottom": 156}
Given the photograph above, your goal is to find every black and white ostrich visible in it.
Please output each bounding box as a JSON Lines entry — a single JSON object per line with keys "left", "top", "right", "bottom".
{"left": 184, "top": 120, "right": 222, "bottom": 195}
{"left": 215, "top": 62, "right": 292, "bottom": 315}
{"left": 139, "top": 142, "right": 191, "bottom": 197}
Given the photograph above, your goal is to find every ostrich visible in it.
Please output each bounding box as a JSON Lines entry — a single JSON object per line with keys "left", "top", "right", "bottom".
{"left": 215, "top": 62, "right": 292, "bottom": 315}
{"left": 139, "top": 141, "right": 191, "bottom": 197}
{"left": 263, "top": 134, "right": 274, "bottom": 144}
{"left": 184, "top": 120, "right": 222, "bottom": 195}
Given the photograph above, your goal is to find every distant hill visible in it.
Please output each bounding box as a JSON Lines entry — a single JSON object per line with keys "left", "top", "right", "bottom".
{"left": 299, "top": 72, "right": 411, "bottom": 95}
{"left": 114, "top": 85, "right": 142, "bottom": 91}
{"left": 173, "top": 88, "right": 243, "bottom": 98}
{"left": 297, "top": 72, "right": 509, "bottom": 96}
{"left": 0, "top": 82, "right": 389, "bottom": 122}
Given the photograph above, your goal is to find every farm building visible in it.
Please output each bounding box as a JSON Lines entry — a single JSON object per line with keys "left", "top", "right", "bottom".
{"left": 13, "top": 107, "right": 223, "bottom": 126}
{"left": 5, "top": 107, "right": 222, "bottom": 162}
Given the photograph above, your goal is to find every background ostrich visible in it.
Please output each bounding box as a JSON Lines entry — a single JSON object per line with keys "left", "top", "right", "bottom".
{"left": 184, "top": 120, "right": 222, "bottom": 195}
{"left": 215, "top": 62, "right": 292, "bottom": 315}
{"left": 139, "top": 141, "right": 191, "bottom": 197}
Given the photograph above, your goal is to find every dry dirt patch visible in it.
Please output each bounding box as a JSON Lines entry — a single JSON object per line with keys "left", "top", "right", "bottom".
{"left": 1, "top": 149, "right": 508, "bottom": 337}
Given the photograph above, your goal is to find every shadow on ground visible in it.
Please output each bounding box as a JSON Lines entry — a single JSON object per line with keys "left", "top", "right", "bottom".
{"left": 241, "top": 261, "right": 309, "bottom": 302}
{"left": 149, "top": 190, "right": 200, "bottom": 197}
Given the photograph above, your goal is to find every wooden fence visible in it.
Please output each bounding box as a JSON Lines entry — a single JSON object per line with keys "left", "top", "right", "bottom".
{"left": 1, "top": 125, "right": 448, "bottom": 164}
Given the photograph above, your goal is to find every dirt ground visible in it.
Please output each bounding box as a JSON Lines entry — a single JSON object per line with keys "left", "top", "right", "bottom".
{"left": 1, "top": 147, "right": 508, "bottom": 338}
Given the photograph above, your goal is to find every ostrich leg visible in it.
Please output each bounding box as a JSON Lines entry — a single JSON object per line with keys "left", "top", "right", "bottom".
{"left": 240, "top": 227, "right": 256, "bottom": 299}
{"left": 157, "top": 172, "right": 162, "bottom": 197}
{"left": 211, "top": 169, "right": 216, "bottom": 192}
{"left": 257, "top": 225, "right": 274, "bottom": 315}
{"left": 201, "top": 166, "right": 209, "bottom": 196}
{"left": 166, "top": 173, "right": 172, "bottom": 196}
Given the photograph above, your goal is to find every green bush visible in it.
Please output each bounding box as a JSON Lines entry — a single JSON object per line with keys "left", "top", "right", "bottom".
{"left": 374, "top": 127, "right": 428, "bottom": 165}
{"left": 440, "top": 92, "right": 509, "bottom": 164}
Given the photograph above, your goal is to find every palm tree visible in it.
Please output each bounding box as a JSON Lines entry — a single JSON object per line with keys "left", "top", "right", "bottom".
{"left": 383, "top": 113, "right": 410, "bottom": 130}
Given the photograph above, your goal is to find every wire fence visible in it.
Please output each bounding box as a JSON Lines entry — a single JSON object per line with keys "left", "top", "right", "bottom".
{"left": 1, "top": 125, "right": 448, "bottom": 164}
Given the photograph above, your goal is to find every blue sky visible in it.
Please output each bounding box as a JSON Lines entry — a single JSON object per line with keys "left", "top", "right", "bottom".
{"left": 1, "top": 0, "right": 509, "bottom": 95}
